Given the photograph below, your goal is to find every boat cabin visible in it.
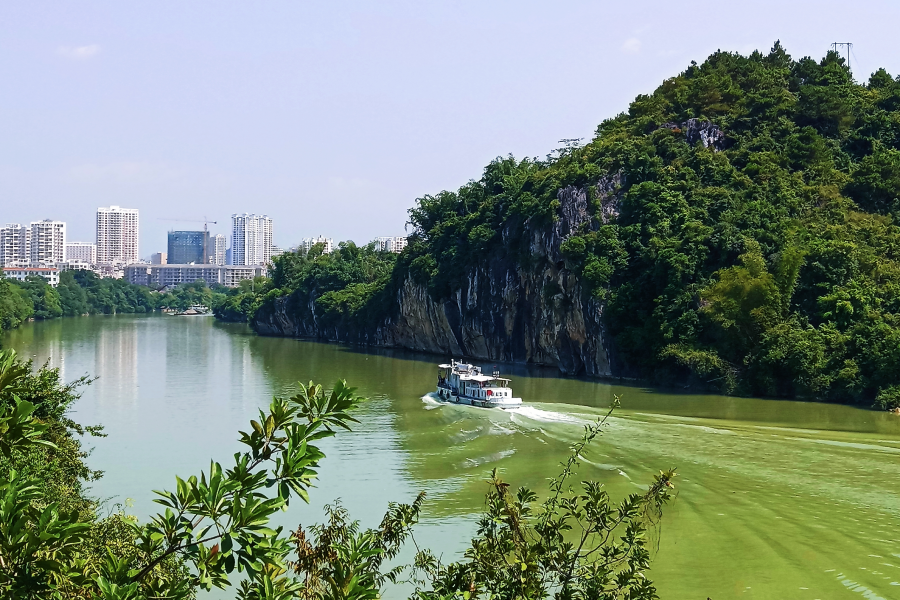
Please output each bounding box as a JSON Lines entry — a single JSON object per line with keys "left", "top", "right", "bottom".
{"left": 437, "top": 360, "right": 514, "bottom": 400}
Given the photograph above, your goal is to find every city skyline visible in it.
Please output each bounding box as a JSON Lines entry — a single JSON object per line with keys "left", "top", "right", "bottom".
{"left": 5, "top": 206, "right": 408, "bottom": 268}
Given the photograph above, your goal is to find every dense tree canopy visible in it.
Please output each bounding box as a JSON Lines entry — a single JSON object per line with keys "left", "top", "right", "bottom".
{"left": 0, "top": 272, "right": 242, "bottom": 331}
{"left": 0, "top": 271, "right": 161, "bottom": 330}
{"left": 215, "top": 242, "right": 397, "bottom": 327}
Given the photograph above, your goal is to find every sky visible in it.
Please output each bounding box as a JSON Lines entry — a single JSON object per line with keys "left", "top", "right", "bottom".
{"left": 2, "top": 0, "right": 899, "bottom": 255}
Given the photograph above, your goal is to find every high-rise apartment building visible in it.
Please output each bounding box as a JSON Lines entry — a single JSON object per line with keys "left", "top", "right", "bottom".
{"left": 231, "top": 214, "right": 273, "bottom": 266}
{"left": 2, "top": 221, "right": 69, "bottom": 266}
{"left": 65, "top": 241, "right": 97, "bottom": 264}
{"left": 0, "top": 224, "right": 30, "bottom": 266}
{"left": 167, "top": 230, "right": 209, "bottom": 264}
{"left": 29, "top": 220, "right": 66, "bottom": 265}
{"left": 96, "top": 206, "right": 139, "bottom": 265}
{"left": 213, "top": 234, "right": 226, "bottom": 265}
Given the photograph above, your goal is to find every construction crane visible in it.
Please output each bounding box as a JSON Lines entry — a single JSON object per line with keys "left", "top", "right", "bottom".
{"left": 158, "top": 217, "right": 218, "bottom": 231}
{"left": 158, "top": 217, "right": 219, "bottom": 263}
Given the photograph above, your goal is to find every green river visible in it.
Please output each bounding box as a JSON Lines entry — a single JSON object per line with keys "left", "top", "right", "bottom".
{"left": 4, "top": 313, "right": 900, "bottom": 599}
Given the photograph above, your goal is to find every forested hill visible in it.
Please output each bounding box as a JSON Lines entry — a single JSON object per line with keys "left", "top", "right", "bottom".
{"left": 252, "top": 43, "right": 900, "bottom": 410}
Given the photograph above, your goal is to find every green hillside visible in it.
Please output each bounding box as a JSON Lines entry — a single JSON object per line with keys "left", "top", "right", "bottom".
{"left": 256, "top": 43, "right": 900, "bottom": 409}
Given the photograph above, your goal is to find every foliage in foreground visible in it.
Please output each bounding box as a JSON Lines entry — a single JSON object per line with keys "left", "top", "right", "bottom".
{"left": 0, "top": 349, "right": 674, "bottom": 599}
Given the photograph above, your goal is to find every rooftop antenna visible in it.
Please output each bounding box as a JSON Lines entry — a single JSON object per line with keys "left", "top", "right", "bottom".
{"left": 831, "top": 42, "right": 853, "bottom": 73}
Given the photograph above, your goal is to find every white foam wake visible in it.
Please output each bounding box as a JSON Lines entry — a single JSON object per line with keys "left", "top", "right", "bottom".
{"left": 421, "top": 393, "right": 443, "bottom": 409}
{"left": 421, "top": 395, "right": 589, "bottom": 427}
{"left": 508, "top": 405, "right": 586, "bottom": 424}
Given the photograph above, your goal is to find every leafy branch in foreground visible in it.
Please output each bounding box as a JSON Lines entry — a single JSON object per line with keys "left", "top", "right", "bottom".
{"left": 0, "top": 359, "right": 367, "bottom": 599}
{"left": 115, "top": 380, "right": 367, "bottom": 598}
{"left": 409, "top": 395, "right": 677, "bottom": 600}
{"left": 289, "top": 495, "right": 426, "bottom": 600}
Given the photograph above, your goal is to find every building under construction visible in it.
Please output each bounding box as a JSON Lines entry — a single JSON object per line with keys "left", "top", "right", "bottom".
{"left": 167, "top": 230, "right": 210, "bottom": 264}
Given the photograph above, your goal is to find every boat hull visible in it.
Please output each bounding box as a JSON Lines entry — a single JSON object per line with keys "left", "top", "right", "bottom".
{"left": 435, "top": 387, "right": 521, "bottom": 409}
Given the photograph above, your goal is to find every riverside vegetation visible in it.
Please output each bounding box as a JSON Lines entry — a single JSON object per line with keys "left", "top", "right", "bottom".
{"left": 0, "top": 270, "right": 261, "bottom": 331}
{"left": 0, "top": 347, "right": 675, "bottom": 599}
{"left": 220, "top": 44, "right": 900, "bottom": 411}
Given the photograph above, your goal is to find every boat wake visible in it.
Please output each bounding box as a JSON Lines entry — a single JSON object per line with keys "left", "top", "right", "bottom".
{"left": 507, "top": 405, "right": 587, "bottom": 425}
{"left": 422, "top": 393, "right": 589, "bottom": 427}
{"left": 421, "top": 392, "right": 444, "bottom": 409}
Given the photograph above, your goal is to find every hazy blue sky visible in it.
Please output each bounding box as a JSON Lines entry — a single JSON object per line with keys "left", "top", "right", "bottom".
{"left": 2, "top": 1, "right": 899, "bottom": 254}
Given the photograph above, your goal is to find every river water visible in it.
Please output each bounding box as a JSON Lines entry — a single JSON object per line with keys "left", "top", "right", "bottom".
{"left": 4, "top": 313, "right": 900, "bottom": 599}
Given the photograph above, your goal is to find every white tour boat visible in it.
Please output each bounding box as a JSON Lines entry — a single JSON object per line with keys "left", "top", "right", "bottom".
{"left": 435, "top": 360, "right": 522, "bottom": 409}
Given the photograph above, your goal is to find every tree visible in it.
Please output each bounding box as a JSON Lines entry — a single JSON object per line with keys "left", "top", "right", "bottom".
{"left": 16, "top": 275, "right": 62, "bottom": 320}
{"left": 0, "top": 278, "right": 33, "bottom": 331}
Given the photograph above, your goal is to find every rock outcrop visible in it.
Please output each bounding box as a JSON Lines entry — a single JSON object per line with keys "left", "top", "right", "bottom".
{"left": 660, "top": 118, "right": 728, "bottom": 151}
{"left": 254, "top": 180, "right": 622, "bottom": 376}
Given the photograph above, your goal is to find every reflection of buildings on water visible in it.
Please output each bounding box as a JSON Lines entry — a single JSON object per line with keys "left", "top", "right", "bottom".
{"left": 35, "top": 336, "right": 66, "bottom": 382}
{"left": 94, "top": 321, "right": 139, "bottom": 405}
{"left": 161, "top": 319, "right": 265, "bottom": 414}
{"left": 44, "top": 338, "right": 64, "bottom": 369}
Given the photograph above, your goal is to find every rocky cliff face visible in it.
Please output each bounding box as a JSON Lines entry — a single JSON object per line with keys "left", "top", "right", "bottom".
{"left": 254, "top": 180, "right": 621, "bottom": 376}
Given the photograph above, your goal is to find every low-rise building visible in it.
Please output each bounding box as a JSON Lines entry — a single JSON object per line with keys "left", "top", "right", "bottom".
{"left": 2, "top": 265, "right": 60, "bottom": 286}
{"left": 94, "top": 263, "right": 124, "bottom": 279}
{"left": 57, "top": 260, "right": 93, "bottom": 272}
{"left": 125, "top": 264, "right": 266, "bottom": 288}
{"left": 301, "top": 236, "right": 334, "bottom": 254}
{"left": 65, "top": 242, "right": 96, "bottom": 264}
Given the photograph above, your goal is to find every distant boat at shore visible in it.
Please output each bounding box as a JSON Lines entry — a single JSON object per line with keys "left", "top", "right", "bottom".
{"left": 170, "top": 305, "right": 210, "bottom": 316}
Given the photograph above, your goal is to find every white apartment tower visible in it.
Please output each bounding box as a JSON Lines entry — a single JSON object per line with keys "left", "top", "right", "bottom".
{"left": 0, "top": 224, "right": 30, "bottom": 266}
{"left": 213, "top": 234, "right": 227, "bottom": 265}
{"left": 230, "top": 214, "right": 273, "bottom": 266}
{"left": 29, "top": 220, "right": 66, "bottom": 265}
{"left": 96, "top": 206, "right": 139, "bottom": 265}
{"left": 65, "top": 242, "right": 97, "bottom": 264}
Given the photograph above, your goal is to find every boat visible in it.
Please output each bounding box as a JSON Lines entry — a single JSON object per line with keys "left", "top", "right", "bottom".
{"left": 435, "top": 360, "right": 522, "bottom": 409}
{"left": 173, "top": 304, "right": 211, "bottom": 316}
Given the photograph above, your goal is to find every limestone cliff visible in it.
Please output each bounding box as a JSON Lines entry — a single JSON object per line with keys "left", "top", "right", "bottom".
{"left": 253, "top": 179, "right": 622, "bottom": 376}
